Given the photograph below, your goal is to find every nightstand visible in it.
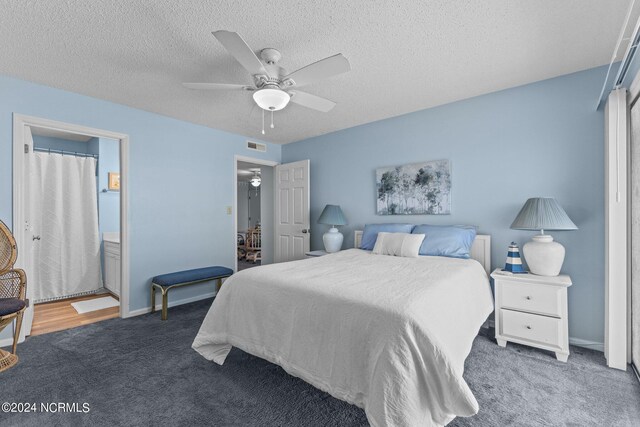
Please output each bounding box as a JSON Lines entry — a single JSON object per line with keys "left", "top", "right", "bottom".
{"left": 491, "top": 268, "right": 572, "bottom": 362}
{"left": 305, "top": 250, "right": 328, "bottom": 258}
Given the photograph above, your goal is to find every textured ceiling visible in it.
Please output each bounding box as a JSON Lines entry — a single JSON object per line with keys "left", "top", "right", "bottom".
{"left": 0, "top": 1, "right": 630, "bottom": 144}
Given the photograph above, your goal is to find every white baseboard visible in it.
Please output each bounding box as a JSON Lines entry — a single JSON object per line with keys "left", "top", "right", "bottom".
{"left": 484, "top": 319, "right": 603, "bottom": 352}
{"left": 568, "top": 337, "right": 604, "bottom": 352}
{"left": 126, "top": 291, "right": 216, "bottom": 318}
{"left": 0, "top": 337, "right": 14, "bottom": 348}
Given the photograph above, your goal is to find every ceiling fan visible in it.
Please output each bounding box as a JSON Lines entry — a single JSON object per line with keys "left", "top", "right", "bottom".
{"left": 183, "top": 31, "right": 351, "bottom": 133}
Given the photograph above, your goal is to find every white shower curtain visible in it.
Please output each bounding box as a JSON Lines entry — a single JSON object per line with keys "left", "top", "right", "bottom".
{"left": 29, "top": 151, "right": 103, "bottom": 302}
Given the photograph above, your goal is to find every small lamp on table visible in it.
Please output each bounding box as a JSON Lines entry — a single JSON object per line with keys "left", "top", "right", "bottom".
{"left": 510, "top": 197, "right": 578, "bottom": 276}
{"left": 318, "top": 204, "right": 348, "bottom": 253}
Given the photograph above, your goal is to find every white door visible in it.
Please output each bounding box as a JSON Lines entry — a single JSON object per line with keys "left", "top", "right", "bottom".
{"left": 18, "top": 126, "right": 35, "bottom": 338}
{"left": 275, "top": 160, "right": 310, "bottom": 262}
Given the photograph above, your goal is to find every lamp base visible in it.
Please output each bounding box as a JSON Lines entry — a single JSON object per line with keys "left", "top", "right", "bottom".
{"left": 522, "top": 234, "right": 565, "bottom": 276}
{"left": 323, "top": 227, "right": 343, "bottom": 253}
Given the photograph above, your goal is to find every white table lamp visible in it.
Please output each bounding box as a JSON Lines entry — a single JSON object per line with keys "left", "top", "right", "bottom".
{"left": 510, "top": 197, "right": 577, "bottom": 276}
{"left": 318, "top": 204, "right": 347, "bottom": 253}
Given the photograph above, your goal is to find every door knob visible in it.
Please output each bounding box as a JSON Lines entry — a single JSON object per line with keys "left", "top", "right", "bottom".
{"left": 32, "top": 235, "right": 41, "bottom": 241}
{"left": 301, "top": 229, "right": 310, "bottom": 234}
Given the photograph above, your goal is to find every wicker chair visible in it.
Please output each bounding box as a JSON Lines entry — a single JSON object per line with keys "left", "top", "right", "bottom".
{"left": 0, "top": 220, "right": 27, "bottom": 372}
{"left": 237, "top": 233, "right": 247, "bottom": 260}
{"left": 245, "top": 227, "right": 262, "bottom": 264}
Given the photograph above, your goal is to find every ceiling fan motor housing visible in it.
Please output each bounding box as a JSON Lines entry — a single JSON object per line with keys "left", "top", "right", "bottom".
{"left": 260, "top": 48, "right": 282, "bottom": 65}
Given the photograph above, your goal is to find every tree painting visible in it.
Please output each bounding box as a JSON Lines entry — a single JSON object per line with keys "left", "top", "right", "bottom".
{"left": 376, "top": 160, "right": 451, "bottom": 215}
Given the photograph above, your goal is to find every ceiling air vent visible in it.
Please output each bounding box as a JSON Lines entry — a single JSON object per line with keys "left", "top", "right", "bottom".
{"left": 247, "top": 141, "right": 266, "bottom": 152}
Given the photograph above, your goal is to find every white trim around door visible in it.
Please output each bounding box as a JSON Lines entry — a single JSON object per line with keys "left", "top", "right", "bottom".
{"left": 12, "top": 114, "right": 131, "bottom": 344}
{"left": 604, "top": 90, "right": 630, "bottom": 370}
{"left": 274, "top": 160, "right": 311, "bottom": 262}
{"left": 234, "top": 155, "right": 279, "bottom": 273}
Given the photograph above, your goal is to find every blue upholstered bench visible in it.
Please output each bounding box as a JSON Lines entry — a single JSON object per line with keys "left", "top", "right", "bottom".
{"left": 150, "top": 266, "right": 233, "bottom": 320}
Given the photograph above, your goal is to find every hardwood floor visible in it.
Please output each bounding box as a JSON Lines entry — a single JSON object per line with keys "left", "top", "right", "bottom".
{"left": 30, "top": 293, "right": 120, "bottom": 336}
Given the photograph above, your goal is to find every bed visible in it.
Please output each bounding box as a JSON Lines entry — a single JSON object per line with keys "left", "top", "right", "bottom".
{"left": 193, "top": 231, "right": 494, "bottom": 427}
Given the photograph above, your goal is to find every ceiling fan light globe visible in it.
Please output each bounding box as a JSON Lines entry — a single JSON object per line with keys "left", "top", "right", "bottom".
{"left": 253, "top": 88, "right": 290, "bottom": 111}
{"left": 250, "top": 177, "right": 261, "bottom": 187}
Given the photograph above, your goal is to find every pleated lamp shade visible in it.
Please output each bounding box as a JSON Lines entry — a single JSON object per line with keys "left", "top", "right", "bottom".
{"left": 318, "top": 205, "right": 347, "bottom": 226}
{"left": 510, "top": 198, "right": 577, "bottom": 232}
{"left": 318, "top": 205, "right": 347, "bottom": 253}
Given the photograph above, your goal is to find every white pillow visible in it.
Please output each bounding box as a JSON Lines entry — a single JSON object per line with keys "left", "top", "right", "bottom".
{"left": 372, "top": 232, "right": 425, "bottom": 258}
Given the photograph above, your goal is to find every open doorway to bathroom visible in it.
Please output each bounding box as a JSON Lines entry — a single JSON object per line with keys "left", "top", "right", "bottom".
{"left": 28, "top": 129, "right": 120, "bottom": 335}
{"left": 235, "top": 156, "right": 277, "bottom": 272}
{"left": 12, "top": 115, "right": 129, "bottom": 340}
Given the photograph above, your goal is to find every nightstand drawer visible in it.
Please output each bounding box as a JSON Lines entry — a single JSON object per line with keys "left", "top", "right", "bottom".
{"left": 500, "top": 280, "right": 561, "bottom": 317}
{"left": 500, "top": 309, "right": 561, "bottom": 348}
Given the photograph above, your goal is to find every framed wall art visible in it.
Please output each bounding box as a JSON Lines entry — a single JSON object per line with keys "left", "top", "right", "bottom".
{"left": 108, "top": 172, "right": 120, "bottom": 191}
{"left": 376, "top": 159, "right": 451, "bottom": 215}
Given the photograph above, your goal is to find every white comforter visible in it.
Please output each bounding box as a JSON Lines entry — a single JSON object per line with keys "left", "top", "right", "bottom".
{"left": 192, "top": 249, "right": 493, "bottom": 427}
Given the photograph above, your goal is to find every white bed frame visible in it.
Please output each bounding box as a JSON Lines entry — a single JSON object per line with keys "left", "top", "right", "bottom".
{"left": 353, "top": 230, "right": 491, "bottom": 274}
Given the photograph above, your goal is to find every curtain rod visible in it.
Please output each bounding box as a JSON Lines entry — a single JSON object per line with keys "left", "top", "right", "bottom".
{"left": 597, "top": 0, "right": 640, "bottom": 109}
{"left": 33, "top": 147, "right": 98, "bottom": 159}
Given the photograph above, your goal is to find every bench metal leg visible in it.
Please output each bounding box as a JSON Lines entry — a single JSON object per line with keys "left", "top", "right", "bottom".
{"left": 162, "top": 290, "right": 169, "bottom": 321}
{"left": 151, "top": 274, "right": 231, "bottom": 320}
{"left": 151, "top": 283, "right": 169, "bottom": 320}
{"left": 150, "top": 284, "right": 156, "bottom": 314}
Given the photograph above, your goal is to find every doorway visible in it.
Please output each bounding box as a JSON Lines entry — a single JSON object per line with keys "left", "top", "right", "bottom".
{"left": 235, "top": 157, "right": 276, "bottom": 272}
{"left": 12, "top": 114, "right": 130, "bottom": 341}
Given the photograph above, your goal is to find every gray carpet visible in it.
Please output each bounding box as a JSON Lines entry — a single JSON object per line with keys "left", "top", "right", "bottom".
{"left": 238, "top": 259, "right": 261, "bottom": 271}
{"left": 1, "top": 298, "right": 639, "bottom": 426}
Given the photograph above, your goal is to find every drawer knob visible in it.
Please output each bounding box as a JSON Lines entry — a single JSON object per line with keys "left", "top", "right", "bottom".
{"left": 525, "top": 296, "right": 532, "bottom": 300}
{"left": 526, "top": 325, "right": 532, "bottom": 330}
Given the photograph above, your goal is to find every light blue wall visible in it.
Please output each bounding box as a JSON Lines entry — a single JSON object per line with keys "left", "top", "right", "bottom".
{"left": 98, "top": 137, "right": 120, "bottom": 283}
{"left": 0, "top": 75, "right": 281, "bottom": 338}
{"left": 98, "top": 137, "right": 120, "bottom": 234}
{"left": 621, "top": 54, "right": 638, "bottom": 88}
{"left": 1, "top": 66, "right": 609, "bottom": 347}
{"left": 282, "top": 66, "right": 607, "bottom": 347}
{"left": 32, "top": 135, "right": 92, "bottom": 154}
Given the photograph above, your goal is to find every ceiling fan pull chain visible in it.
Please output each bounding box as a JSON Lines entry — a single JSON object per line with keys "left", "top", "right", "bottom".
{"left": 271, "top": 110, "right": 275, "bottom": 129}
{"left": 261, "top": 109, "right": 265, "bottom": 135}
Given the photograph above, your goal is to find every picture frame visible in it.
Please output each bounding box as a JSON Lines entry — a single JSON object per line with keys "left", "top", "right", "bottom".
{"left": 108, "top": 172, "right": 120, "bottom": 191}
{"left": 376, "top": 159, "right": 451, "bottom": 215}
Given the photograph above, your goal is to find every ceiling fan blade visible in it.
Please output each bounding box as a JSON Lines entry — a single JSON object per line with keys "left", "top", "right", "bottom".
{"left": 284, "top": 54, "right": 350, "bottom": 87}
{"left": 289, "top": 90, "right": 336, "bottom": 112}
{"left": 212, "top": 30, "right": 267, "bottom": 76}
{"left": 183, "top": 82, "right": 251, "bottom": 90}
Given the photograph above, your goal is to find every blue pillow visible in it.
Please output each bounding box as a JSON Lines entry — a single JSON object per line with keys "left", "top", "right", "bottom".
{"left": 412, "top": 225, "right": 477, "bottom": 258}
{"left": 360, "top": 223, "right": 414, "bottom": 250}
